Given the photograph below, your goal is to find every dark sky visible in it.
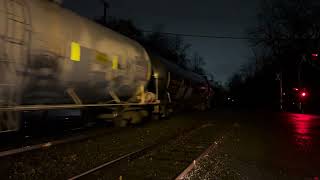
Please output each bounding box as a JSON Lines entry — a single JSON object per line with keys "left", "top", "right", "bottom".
{"left": 63, "top": 0, "right": 260, "bottom": 82}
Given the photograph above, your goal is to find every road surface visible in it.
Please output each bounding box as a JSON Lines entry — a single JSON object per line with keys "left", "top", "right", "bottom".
{"left": 1, "top": 111, "right": 320, "bottom": 179}
{"left": 186, "top": 111, "right": 320, "bottom": 179}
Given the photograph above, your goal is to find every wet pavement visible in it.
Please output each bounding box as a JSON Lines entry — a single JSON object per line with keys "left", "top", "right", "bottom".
{"left": 184, "top": 112, "right": 320, "bottom": 179}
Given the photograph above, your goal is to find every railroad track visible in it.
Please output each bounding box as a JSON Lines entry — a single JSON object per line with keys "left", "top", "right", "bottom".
{"left": 0, "top": 125, "right": 122, "bottom": 158}
{"left": 175, "top": 135, "right": 226, "bottom": 179}
{"left": 68, "top": 123, "right": 231, "bottom": 180}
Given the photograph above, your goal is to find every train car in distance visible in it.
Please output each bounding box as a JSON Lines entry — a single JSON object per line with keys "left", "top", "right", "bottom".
{"left": 149, "top": 52, "right": 213, "bottom": 116}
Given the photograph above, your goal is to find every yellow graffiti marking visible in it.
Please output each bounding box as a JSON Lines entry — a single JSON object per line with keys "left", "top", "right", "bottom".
{"left": 112, "top": 56, "right": 119, "bottom": 70}
{"left": 96, "top": 52, "right": 109, "bottom": 63}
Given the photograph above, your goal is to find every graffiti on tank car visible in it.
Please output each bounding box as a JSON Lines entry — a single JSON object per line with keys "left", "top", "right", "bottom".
{"left": 133, "top": 57, "right": 149, "bottom": 81}
{"left": 111, "top": 55, "right": 149, "bottom": 82}
{"left": 96, "top": 51, "right": 109, "bottom": 64}
{"left": 118, "top": 55, "right": 127, "bottom": 70}
{"left": 95, "top": 51, "right": 126, "bottom": 71}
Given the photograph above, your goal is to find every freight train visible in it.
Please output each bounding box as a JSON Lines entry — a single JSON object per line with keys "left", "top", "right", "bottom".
{"left": 0, "top": 0, "right": 213, "bottom": 132}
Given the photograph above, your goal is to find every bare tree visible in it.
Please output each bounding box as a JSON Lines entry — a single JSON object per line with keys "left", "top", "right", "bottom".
{"left": 191, "top": 52, "right": 206, "bottom": 74}
{"left": 250, "top": 0, "right": 320, "bottom": 61}
{"left": 248, "top": 0, "right": 320, "bottom": 87}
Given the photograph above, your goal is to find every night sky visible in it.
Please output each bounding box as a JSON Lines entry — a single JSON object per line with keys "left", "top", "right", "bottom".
{"left": 63, "top": 0, "right": 260, "bottom": 83}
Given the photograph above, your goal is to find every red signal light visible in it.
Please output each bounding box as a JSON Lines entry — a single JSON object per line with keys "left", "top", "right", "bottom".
{"left": 301, "top": 92, "right": 307, "bottom": 97}
{"left": 312, "top": 53, "right": 319, "bottom": 61}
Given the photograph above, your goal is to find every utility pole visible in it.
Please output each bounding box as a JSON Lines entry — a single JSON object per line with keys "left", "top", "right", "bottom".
{"left": 297, "top": 55, "right": 306, "bottom": 88}
{"left": 175, "top": 34, "right": 179, "bottom": 51}
{"left": 276, "top": 72, "right": 283, "bottom": 111}
{"left": 298, "top": 59, "right": 302, "bottom": 88}
{"left": 297, "top": 55, "right": 306, "bottom": 112}
{"left": 100, "top": 0, "right": 110, "bottom": 24}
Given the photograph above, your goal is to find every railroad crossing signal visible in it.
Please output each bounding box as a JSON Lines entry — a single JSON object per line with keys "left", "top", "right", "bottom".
{"left": 301, "top": 92, "right": 307, "bottom": 97}
{"left": 311, "top": 53, "right": 319, "bottom": 61}
{"left": 293, "top": 88, "right": 308, "bottom": 98}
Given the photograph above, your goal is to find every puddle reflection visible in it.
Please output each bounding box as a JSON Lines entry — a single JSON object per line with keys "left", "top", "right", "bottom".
{"left": 288, "top": 114, "right": 315, "bottom": 148}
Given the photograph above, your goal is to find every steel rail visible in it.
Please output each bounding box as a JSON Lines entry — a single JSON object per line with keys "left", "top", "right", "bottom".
{"left": 0, "top": 127, "right": 123, "bottom": 158}
{"left": 68, "top": 144, "right": 157, "bottom": 180}
{"left": 0, "top": 134, "right": 88, "bottom": 158}
{"left": 175, "top": 136, "right": 225, "bottom": 180}
{"left": 67, "top": 124, "right": 210, "bottom": 180}
{"left": 175, "top": 127, "right": 235, "bottom": 180}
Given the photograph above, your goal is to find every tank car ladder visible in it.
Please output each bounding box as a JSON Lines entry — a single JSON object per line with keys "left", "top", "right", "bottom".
{"left": 0, "top": 0, "right": 29, "bottom": 132}
{"left": 0, "top": 0, "right": 29, "bottom": 106}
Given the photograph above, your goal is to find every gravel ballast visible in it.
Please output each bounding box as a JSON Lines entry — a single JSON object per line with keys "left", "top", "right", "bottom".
{"left": 0, "top": 112, "right": 215, "bottom": 180}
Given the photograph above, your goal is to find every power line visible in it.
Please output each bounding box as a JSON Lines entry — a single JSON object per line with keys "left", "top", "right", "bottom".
{"left": 142, "top": 30, "right": 320, "bottom": 41}
{"left": 142, "top": 30, "right": 259, "bottom": 40}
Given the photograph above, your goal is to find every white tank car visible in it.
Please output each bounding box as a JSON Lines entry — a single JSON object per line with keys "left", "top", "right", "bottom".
{"left": 0, "top": 0, "right": 151, "bottom": 131}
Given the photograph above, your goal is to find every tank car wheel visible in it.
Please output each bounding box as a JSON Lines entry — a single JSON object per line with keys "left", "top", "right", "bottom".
{"left": 112, "top": 115, "right": 128, "bottom": 127}
{"left": 160, "top": 105, "right": 170, "bottom": 119}
{"left": 152, "top": 113, "right": 160, "bottom": 120}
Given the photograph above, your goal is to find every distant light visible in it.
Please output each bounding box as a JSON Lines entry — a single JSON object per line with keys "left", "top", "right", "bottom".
{"left": 293, "top": 88, "right": 299, "bottom": 91}
{"left": 312, "top": 53, "right": 319, "bottom": 61}
{"left": 154, "top": 73, "right": 159, "bottom": 78}
{"left": 301, "top": 92, "right": 307, "bottom": 97}
{"left": 42, "top": 142, "right": 52, "bottom": 148}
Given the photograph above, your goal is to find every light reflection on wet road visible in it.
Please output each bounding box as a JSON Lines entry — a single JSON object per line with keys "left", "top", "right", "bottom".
{"left": 287, "top": 114, "right": 317, "bottom": 149}
{"left": 185, "top": 112, "right": 320, "bottom": 179}
{"left": 268, "top": 113, "right": 320, "bottom": 178}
